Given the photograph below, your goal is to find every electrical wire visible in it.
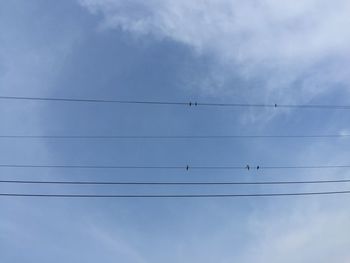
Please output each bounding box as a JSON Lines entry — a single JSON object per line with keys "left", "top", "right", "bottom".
{"left": 1, "top": 164, "right": 350, "bottom": 170}
{"left": 1, "top": 178, "right": 350, "bottom": 185}
{"left": 2, "top": 190, "right": 350, "bottom": 198}
{"left": 0, "top": 134, "right": 350, "bottom": 139}
{"left": 1, "top": 95, "right": 350, "bottom": 110}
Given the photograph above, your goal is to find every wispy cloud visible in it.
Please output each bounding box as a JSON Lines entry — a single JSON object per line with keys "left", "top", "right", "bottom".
{"left": 240, "top": 204, "right": 350, "bottom": 263}
{"left": 79, "top": 0, "right": 350, "bottom": 102}
{"left": 87, "top": 222, "right": 148, "bottom": 263}
{"left": 74, "top": 3, "right": 350, "bottom": 262}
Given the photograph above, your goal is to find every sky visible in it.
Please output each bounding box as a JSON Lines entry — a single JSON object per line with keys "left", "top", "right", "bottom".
{"left": 1, "top": 0, "right": 350, "bottom": 262}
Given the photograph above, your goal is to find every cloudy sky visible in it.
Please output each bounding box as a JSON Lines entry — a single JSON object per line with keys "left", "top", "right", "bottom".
{"left": 1, "top": 0, "right": 350, "bottom": 262}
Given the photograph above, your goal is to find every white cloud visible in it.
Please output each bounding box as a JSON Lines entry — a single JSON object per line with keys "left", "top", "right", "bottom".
{"left": 87, "top": 223, "right": 148, "bottom": 263}
{"left": 79, "top": 0, "right": 350, "bottom": 102}
{"left": 241, "top": 206, "right": 350, "bottom": 263}
{"left": 75, "top": 4, "right": 350, "bottom": 262}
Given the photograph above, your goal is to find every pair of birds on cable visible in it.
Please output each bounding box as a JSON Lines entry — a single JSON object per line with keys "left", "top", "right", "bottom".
{"left": 246, "top": 165, "right": 260, "bottom": 170}
{"left": 184, "top": 165, "right": 260, "bottom": 171}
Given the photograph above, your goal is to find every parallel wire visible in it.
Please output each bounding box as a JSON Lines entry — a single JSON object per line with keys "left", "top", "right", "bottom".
{"left": 1, "top": 95, "right": 350, "bottom": 110}
{"left": 2, "top": 178, "right": 350, "bottom": 185}
{"left": 3, "top": 96, "right": 350, "bottom": 198}
{"left": 0, "top": 96, "right": 187, "bottom": 106}
{"left": 2, "top": 190, "right": 350, "bottom": 198}
{"left": 1, "top": 164, "right": 350, "bottom": 170}
{"left": 0, "top": 164, "right": 188, "bottom": 169}
{"left": 260, "top": 165, "right": 350, "bottom": 169}
{"left": 1, "top": 134, "right": 350, "bottom": 139}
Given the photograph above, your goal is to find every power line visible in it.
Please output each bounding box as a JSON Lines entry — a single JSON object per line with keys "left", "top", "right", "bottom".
{"left": 0, "top": 134, "right": 350, "bottom": 139}
{"left": 0, "top": 164, "right": 245, "bottom": 170}
{"left": 1, "top": 190, "right": 350, "bottom": 198}
{"left": 260, "top": 165, "right": 350, "bottom": 169}
{"left": 1, "top": 164, "right": 350, "bottom": 170}
{"left": 1, "top": 95, "right": 350, "bottom": 110}
{"left": 2, "top": 178, "right": 350, "bottom": 185}
{"left": 0, "top": 96, "right": 187, "bottom": 106}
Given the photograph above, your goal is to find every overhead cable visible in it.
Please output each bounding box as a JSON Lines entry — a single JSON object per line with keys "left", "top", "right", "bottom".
{"left": 2, "top": 178, "right": 350, "bottom": 185}
{"left": 1, "top": 95, "right": 350, "bottom": 110}
{"left": 1, "top": 164, "right": 350, "bottom": 170}
{"left": 2, "top": 190, "right": 350, "bottom": 198}
{"left": 0, "top": 134, "right": 350, "bottom": 139}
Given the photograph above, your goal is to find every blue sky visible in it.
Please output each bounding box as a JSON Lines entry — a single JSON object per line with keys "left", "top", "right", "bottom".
{"left": 1, "top": 0, "right": 350, "bottom": 262}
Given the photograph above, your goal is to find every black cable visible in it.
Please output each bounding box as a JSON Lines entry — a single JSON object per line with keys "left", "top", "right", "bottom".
{"left": 0, "top": 164, "right": 188, "bottom": 169}
{"left": 1, "top": 164, "right": 350, "bottom": 170}
{"left": 1, "top": 178, "right": 350, "bottom": 185}
{"left": 0, "top": 96, "right": 187, "bottom": 105}
{"left": 1, "top": 95, "right": 350, "bottom": 110}
{"left": 260, "top": 165, "right": 350, "bottom": 169}
{"left": 0, "top": 134, "right": 349, "bottom": 139}
{"left": 2, "top": 190, "right": 350, "bottom": 198}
